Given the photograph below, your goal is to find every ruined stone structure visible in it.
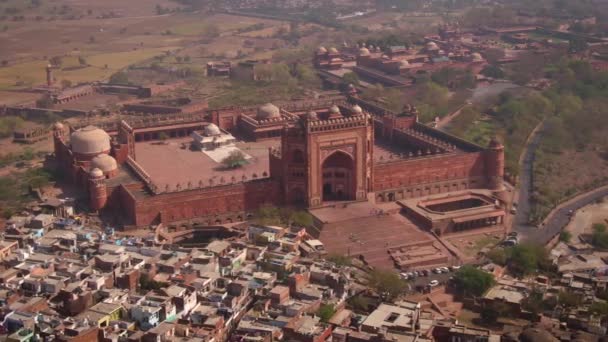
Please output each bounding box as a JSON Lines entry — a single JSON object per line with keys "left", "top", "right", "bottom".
{"left": 53, "top": 96, "right": 505, "bottom": 229}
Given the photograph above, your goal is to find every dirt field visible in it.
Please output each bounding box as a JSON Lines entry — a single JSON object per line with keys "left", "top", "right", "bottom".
{"left": 564, "top": 197, "right": 608, "bottom": 242}
{"left": 445, "top": 228, "right": 504, "bottom": 260}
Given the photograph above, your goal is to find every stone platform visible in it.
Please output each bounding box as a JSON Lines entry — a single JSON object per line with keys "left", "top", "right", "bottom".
{"left": 310, "top": 202, "right": 441, "bottom": 269}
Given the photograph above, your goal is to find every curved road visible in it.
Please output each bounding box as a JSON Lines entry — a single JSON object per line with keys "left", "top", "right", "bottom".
{"left": 512, "top": 119, "right": 608, "bottom": 245}
{"left": 525, "top": 186, "right": 608, "bottom": 245}
{"left": 513, "top": 121, "right": 548, "bottom": 238}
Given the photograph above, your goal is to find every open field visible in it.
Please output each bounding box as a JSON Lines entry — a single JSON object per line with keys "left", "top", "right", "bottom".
{"left": 0, "top": 47, "right": 175, "bottom": 90}
{"left": 171, "top": 14, "right": 286, "bottom": 36}
{"left": 344, "top": 11, "right": 442, "bottom": 32}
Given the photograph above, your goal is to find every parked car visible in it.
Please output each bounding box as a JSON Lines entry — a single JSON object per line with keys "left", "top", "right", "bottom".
{"left": 433, "top": 268, "right": 442, "bottom": 274}
{"left": 421, "top": 270, "right": 430, "bottom": 276}
{"left": 439, "top": 267, "right": 450, "bottom": 273}
{"left": 429, "top": 280, "right": 439, "bottom": 287}
{"left": 510, "top": 207, "right": 517, "bottom": 214}
{"left": 502, "top": 239, "right": 517, "bottom": 247}
{"left": 400, "top": 272, "right": 410, "bottom": 280}
{"left": 449, "top": 265, "right": 461, "bottom": 271}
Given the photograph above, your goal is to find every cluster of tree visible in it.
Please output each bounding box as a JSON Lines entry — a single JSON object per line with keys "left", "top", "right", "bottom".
{"left": 357, "top": 33, "right": 417, "bottom": 51}
{"left": 452, "top": 265, "right": 495, "bottom": 297}
{"left": 236, "top": 23, "right": 265, "bottom": 34}
{"left": 0, "top": 116, "right": 24, "bottom": 139}
{"left": 109, "top": 71, "right": 130, "bottom": 85}
{"left": 139, "top": 273, "right": 168, "bottom": 291}
{"left": 487, "top": 243, "right": 553, "bottom": 277}
{"left": 591, "top": 223, "right": 608, "bottom": 249}
{"left": 367, "top": 269, "right": 408, "bottom": 301}
{"left": 253, "top": 204, "right": 314, "bottom": 228}
{"left": 431, "top": 67, "right": 476, "bottom": 90}
{"left": 316, "top": 304, "right": 336, "bottom": 322}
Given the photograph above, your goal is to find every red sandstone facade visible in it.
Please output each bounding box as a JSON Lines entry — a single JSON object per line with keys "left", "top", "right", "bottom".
{"left": 53, "top": 96, "right": 504, "bottom": 229}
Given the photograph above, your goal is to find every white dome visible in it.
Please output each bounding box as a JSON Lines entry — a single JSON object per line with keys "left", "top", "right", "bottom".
{"left": 70, "top": 126, "right": 111, "bottom": 155}
{"left": 426, "top": 41, "right": 439, "bottom": 50}
{"left": 400, "top": 60, "right": 410, "bottom": 67}
{"left": 54, "top": 122, "right": 64, "bottom": 130}
{"left": 90, "top": 168, "right": 104, "bottom": 178}
{"left": 204, "top": 123, "right": 221, "bottom": 136}
{"left": 329, "top": 105, "right": 341, "bottom": 115}
{"left": 328, "top": 47, "right": 339, "bottom": 54}
{"left": 91, "top": 154, "right": 117, "bottom": 173}
{"left": 359, "top": 48, "right": 370, "bottom": 56}
{"left": 306, "top": 111, "right": 318, "bottom": 120}
{"left": 317, "top": 46, "right": 327, "bottom": 54}
{"left": 257, "top": 103, "right": 281, "bottom": 120}
{"left": 352, "top": 105, "right": 363, "bottom": 114}
{"left": 472, "top": 52, "right": 483, "bottom": 61}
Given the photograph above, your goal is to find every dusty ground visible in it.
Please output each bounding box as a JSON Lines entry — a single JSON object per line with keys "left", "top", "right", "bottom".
{"left": 445, "top": 228, "right": 504, "bottom": 260}
{"left": 564, "top": 197, "right": 608, "bottom": 242}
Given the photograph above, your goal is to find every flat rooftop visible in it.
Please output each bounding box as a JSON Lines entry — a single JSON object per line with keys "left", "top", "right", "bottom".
{"left": 134, "top": 138, "right": 277, "bottom": 190}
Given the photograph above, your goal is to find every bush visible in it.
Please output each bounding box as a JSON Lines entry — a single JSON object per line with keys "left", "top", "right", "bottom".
{"left": 221, "top": 150, "right": 248, "bottom": 169}
{"left": 559, "top": 230, "right": 572, "bottom": 243}
{"left": 316, "top": 304, "right": 336, "bottom": 322}
{"left": 453, "top": 265, "right": 495, "bottom": 297}
{"left": 367, "top": 269, "right": 407, "bottom": 301}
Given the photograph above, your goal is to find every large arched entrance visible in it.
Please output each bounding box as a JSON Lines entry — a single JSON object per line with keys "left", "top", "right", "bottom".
{"left": 322, "top": 151, "right": 355, "bottom": 202}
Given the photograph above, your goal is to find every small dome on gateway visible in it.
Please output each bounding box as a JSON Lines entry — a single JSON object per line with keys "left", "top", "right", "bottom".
{"left": 90, "top": 168, "right": 104, "bottom": 178}
{"left": 352, "top": 104, "right": 363, "bottom": 114}
{"left": 91, "top": 154, "right": 117, "bottom": 173}
{"left": 329, "top": 105, "right": 341, "bottom": 115}
{"left": 204, "top": 123, "right": 221, "bottom": 136}
{"left": 471, "top": 52, "right": 484, "bottom": 61}
{"left": 359, "top": 47, "right": 370, "bottom": 56}
{"left": 70, "top": 125, "right": 111, "bottom": 155}
{"left": 257, "top": 103, "right": 281, "bottom": 120}
{"left": 426, "top": 41, "right": 439, "bottom": 50}
{"left": 400, "top": 59, "right": 410, "bottom": 67}
{"left": 317, "top": 46, "right": 327, "bottom": 54}
{"left": 54, "top": 122, "right": 64, "bottom": 130}
{"left": 306, "top": 111, "right": 318, "bottom": 120}
{"left": 328, "top": 47, "right": 339, "bottom": 54}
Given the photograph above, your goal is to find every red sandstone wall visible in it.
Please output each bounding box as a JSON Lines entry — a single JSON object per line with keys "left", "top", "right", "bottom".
{"left": 128, "top": 179, "right": 281, "bottom": 227}
{"left": 373, "top": 152, "right": 486, "bottom": 191}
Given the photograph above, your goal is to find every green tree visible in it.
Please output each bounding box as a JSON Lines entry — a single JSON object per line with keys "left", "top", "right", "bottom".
{"left": 158, "top": 132, "right": 169, "bottom": 141}
{"left": 481, "top": 302, "right": 510, "bottom": 324}
{"left": 453, "top": 265, "right": 495, "bottom": 297}
{"left": 221, "top": 150, "right": 248, "bottom": 169}
{"left": 342, "top": 72, "right": 360, "bottom": 86}
{"left": 36, "top": 95, "right": 54, "bottom": 109}
{"left": 288, "top": 210, "right": 313, "bottom": 227}
{"left": 558, "top": 290, "right": 582, "bottom": 308}
{"left": 254, "top": 203, "right": 282, "bottom": 226}
{"left": 326, "top": 254, "right": 351, "bottom": 266}
{"left": 508, "top": 244, "right": 552, "bottom": 277}
{"left": 569, "top": 38, "right": 588, "bottom": 53}
{"left": 316, "top": 304, "right": 336, "bottom": 322}
{"left": 109, "top": 71, "right": 129, "bottom": 84}
{"left": 49, "top": 56, "right": 63, "bottom": 67}
{"left": 559, "top": 230, "right": 572, "bottom": 243}
{"left": 367, "top": 269, "right": 407, "bottom": 301}
{"left": 486, "top": 248, "right": 508, "bottom": 265}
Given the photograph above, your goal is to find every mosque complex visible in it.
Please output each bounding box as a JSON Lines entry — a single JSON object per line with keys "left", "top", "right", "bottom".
{"left": 52, "top": 95, "right": 506, "bottom": 237}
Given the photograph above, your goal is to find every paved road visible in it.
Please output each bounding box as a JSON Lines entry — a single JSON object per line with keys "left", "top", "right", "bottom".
{"left": 524, "top": 187, "right": 608, "bottom": 245}
{"left": 511, "top": 119, "right": 608, "bottom": 245}
{"left": 513, "top": 121, "right": 548, "bottom": 239}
